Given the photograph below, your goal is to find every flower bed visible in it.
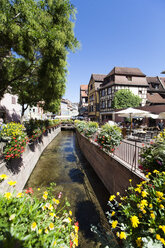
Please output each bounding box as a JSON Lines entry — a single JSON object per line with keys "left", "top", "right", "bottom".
{"left": 106, "top": 171, "right": 165, "bottom": 248}
{"left": 0, "top": 122, "right": 29, "bottom": 160}
{"left": 0, "top": 175, "right": 79, "bottom": 248}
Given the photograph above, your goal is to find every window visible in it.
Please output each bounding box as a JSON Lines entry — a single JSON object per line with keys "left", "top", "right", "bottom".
{"left": 33, "top": 109, "right": 35, "bottom": 112}
{"left": 139, "top": 90, "right": 142, "bottom": 94}
{"left": 101, "top": 89, "right": 105, "bottom": 97}
{"left": 107, "top": 100, "right": 111, "bottom": 108}
{"left": 107, "top": 87, "right": 111, "bottom": 95}
{"left": 102, "top": 101, "right": 105, "bottom": 109}
{"left": 90, "top": 84, "right": 93, "bottom": 90}
{"left": 126, "top": 76, "right": 132, "bottom": 81}
{"left": 12, "top": 97, "right": 16, "bottom": 104}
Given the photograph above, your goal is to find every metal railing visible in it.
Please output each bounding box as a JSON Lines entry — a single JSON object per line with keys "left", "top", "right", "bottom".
{"left": 114, "top": 140, "right": 143, "bottom": 172}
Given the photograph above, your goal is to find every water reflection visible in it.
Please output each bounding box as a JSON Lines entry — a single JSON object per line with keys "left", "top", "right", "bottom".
{"left": 25, "top": 131, "right": 118, "bottom": 248}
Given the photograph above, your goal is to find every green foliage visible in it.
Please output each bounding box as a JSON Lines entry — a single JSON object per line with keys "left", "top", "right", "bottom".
{"left": 106, "top": 172, "right": 165, "bottom": 248}
{"left": 0, "top": 122, "right": 29, "bottom": 160}
{"left": 0, "top": 0, "right": 79, "bottom": 113}
{"left": 88, "top": 121, "right": 99, "bottom": 129}
{"left": 139, "top": 140, "right": 165, "bottom": 174}
{"left": 75, "top": 121, "right": 98, "bottom": 138}
{"left": 112, "top": 89, "right": 142, "bottom": 109}
{"left": 96, "top": 124, "right": 122, "bottom": 152}
{"left": 0, "top": 180, "right": 79, "bottom": 248}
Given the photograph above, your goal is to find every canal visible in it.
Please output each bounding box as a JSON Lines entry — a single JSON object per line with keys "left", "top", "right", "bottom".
{"left": 26, "top": 131, "right": 119, "bottom": 248}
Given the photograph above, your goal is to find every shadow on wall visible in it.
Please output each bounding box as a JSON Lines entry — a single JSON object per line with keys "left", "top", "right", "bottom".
{"left": 6, "top": 157, "right": 23, "bottom": 174}
{"left": 0, "top": 106, "right": 21, "bottom": 123}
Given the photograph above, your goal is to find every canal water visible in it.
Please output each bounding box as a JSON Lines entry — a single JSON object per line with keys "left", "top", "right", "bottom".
{"left": 25, "top": 131, "right": 119, "bottom": 248}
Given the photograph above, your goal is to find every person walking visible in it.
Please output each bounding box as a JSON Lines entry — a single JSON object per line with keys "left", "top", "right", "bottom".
{"left": 157, "top": 119, "right": 164, "bottom": 131}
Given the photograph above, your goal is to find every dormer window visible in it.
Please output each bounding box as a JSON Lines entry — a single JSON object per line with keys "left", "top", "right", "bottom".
{"left": 126, "top": 76, "right": 132, "bottom": 81}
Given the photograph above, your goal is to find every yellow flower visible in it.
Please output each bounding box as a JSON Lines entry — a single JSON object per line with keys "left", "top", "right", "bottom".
{"left": 130, "top": 216, "right": 140, "bottom": 228}
{"left": 75, "top": 225, "right": 79, "bottom": 233}
{"left": 140, "top": 199, "right": 148, "bottom": 208}
{"left": 160, "top": 238, "right": 165, "bottom": 246}
{"left": 9, "top": 214, "right": 16, "bottom": 221}
{"left": 53, "top": 198, "right": 60, "bottom": 205}
{"left": 16, "top": 192, "right": 23, "bottom": 198}
{"left": 49, "top": 222, "right": 54, "bottom": 230}
{"left": 47, "top": 203, "right": 53, "bottom": 210}
{"left": 37, "top": 188, "right": 40, "bottom": 191}
{"left": 69, "top": 211, "right": 72, "bottom": 216}
{"left": 119, "top": 232, "right": 126, "bottom": 240}
{"left": 73, "top": 237, "right": 78, "bottom": 246}
{"left": 4, "top": 192, "right": 12, "bottom": 200}
{"left": 159, "top": 225, "right": 165, "bottom": 234}
{"left": 141, "top": 191, "right": 148, "bottom": 198}
{"left": 116, "top": 232, "right": 120, "bottom": 237}
{"left": 7, "top": 180, "right": 17, "bottom": 186}
{"left": 135, "top": 187, "right": 141, "bottom": 193}
{"left": 129, "top": 179, "right": 132, "bottom": 183}
{"left": 38, "top": 229, "right": 42, "bottom": 234}
{"left": 68, "top": 217, "right": 72, "bottom": 223}
{"left": 156, "top": 191, "right": 163, "bottom": 198}
{"left": 45, "top": 228, "right": 49, "bottom": 234}
{"left": 160, "top": 204, "right": 164, "bottom": 209}
{"left": 150, "top": 211, "right": 155, "bottom": 219}
{"left": 111, "top": 211, "right": 115, "bottom": 216}
{"left": 149, "top": 204, "right": 153, "bottom": 208}
{"left": 49, "top": 212, "right": 56, "bottom": 217}
{"left": 136, "top": 237, "right": 142, "bottom": 247}
{"left": 53, "top": 241, "right": 57, "bottom": 246}
{"left": 109, "top": 195, "right": 116, "bottom": 201}
{"left": 31, "top": 222, "right": 37, "bottom": 231}
{"left": 142, "top": 209, "right": 146, "bottom": 214}
{"left": 42, "top": 194, "right": 47, "bottom": 200}
{"left": 156, "top": 234, "right": 161, "bottom": 240}
{"left": 116, "top": 192, "right": 120, "bottom": 196}
{"left": 112, "top": 220, "right": 118, "bottom": 229}
{"left": 44, "top": 191, "right": 48, "bottom": 195}
{"left": 0, "top": 174, "right": 8, "bottom": 180}
{"left": 153, "top": 170, "right": 159, "bottom": 174}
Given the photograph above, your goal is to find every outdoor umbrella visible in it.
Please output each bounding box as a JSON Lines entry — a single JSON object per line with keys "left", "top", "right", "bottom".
{"left": 115, "top": 107, "right": 151, "bottom": 133}
{"left": 158, "top": 112, "right": 165, "bottom": 119}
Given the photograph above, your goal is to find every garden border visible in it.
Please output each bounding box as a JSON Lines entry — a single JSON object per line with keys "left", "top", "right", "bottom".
{"left": 0, "top": 126, "right": 61, "bottom": 193}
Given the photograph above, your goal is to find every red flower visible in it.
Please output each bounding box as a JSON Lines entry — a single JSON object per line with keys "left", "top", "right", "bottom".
{"left": 111, "top": 148, "right": 114, "bottom": 152}
{"left": 14, "top": 145, "right": 17, "bottom": 147}
{"left": 70, "top": 240, "right": 73, "bottom": 248}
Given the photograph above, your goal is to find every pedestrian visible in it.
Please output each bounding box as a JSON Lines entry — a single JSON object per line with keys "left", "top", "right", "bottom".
{"left": 157, "top": 119, "right": 164, "bottom": 131}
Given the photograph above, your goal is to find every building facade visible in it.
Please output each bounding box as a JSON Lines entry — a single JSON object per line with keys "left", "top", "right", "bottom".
{"left": 99, "top": 67, "right": 149, "bottom": 122}
{"left": 78, "top": 85, "right": 88, "bottom": 117}
{"left": 88, "top": 74, "right": 106, "bottom": 121}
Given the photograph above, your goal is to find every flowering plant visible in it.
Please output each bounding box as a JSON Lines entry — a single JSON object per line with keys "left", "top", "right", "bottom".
{"left": 139, "top": 140, "right": 165, "bottom": 173}
{"left": 0, "top": 176, "right": 79, "bottom": 248}
{"left": 0, "top": 122, "right": 29, "bottom": 160}
{"left": 107, "top": 171, "right": 165, "bottom": 248}
{"left": 96, "top": 123, "right": 122, "bottom": 152}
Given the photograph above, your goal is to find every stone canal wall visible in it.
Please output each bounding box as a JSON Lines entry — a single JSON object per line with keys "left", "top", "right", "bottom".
{"left": 76, "top": 130, "right": 142, "bottom": 196}
{"left": 0, "top": 126, "right": 61, "bottom": 193}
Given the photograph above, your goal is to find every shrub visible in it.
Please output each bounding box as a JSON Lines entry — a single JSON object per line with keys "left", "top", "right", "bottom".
{"left": 139, "top": 140, "right": 165, "bottom": 174}
{"left": 96, "top": 123, "right": 122, "bottom": 152}
{"left": 107, "top": 171, "right": 165, "bottom": 248}
{"left": 0, "top": 177, "right": 79, "bottom": 248}
{"left": 0, "top": 122, "right": 29, "bottom": 160}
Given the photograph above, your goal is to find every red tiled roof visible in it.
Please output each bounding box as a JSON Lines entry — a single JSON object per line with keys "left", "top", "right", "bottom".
{"left": 80, "top": 85, "right": 88, "bottom": 90}
{"left": 147, "top": 93, "right": 165, "bottom": 104}
{"left": 106, "top": 67, "right": 146, "bottom": 77}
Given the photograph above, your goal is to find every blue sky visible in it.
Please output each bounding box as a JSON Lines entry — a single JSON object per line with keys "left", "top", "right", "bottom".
{"left": 64, "top": 0, "right": 165, "bottom": 103}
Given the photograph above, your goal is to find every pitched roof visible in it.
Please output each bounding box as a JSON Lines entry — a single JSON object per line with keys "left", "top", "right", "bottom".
{"left": 147, "top": 93, "right": 165, "bottom": 104}
{"left": 106, "top": 67, "right": 146, "bottom": 77}
{"left": 81, "top": 91, "right": 88, "bottom": 97}
{"left": 146, "top": 77, "right": 159, "bottom": 83}
{"left": 160, "top": 77, "right": 165, "bottom": 89}
{"left": 92, "top": 74, "right": 106, "bottom": 82}
{"left": 80, "top": 85, "right": 88, "bottom": 90}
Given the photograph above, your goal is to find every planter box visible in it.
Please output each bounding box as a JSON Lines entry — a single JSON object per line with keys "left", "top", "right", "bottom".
{"left": 0, "top": 126, "right": 61, "bottom": 193}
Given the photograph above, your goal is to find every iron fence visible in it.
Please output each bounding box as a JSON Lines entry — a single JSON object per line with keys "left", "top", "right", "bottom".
{"left": 114, "top": 140, "right": 143, "bottom": 172}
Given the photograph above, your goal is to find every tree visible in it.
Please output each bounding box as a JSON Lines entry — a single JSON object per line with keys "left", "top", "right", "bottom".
{"left": 0, "top": 0, "right": 79, "bottom": 111}
{"left": 112, "top": 89, "right": 142, "bottom": 109}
